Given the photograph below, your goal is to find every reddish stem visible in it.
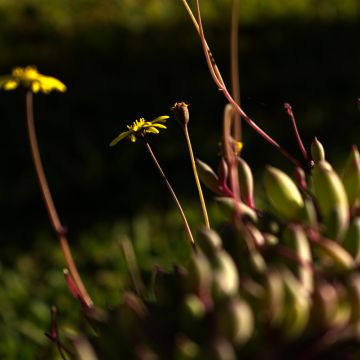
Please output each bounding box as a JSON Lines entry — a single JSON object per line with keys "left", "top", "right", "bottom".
{"left": 284, "top": 102, "right": 309, "bottom": 162}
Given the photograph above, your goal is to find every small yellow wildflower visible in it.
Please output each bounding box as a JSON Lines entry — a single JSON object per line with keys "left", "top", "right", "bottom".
{"left": 0, "top": 66, "right": 66, "bottom": 94}
{"left": 110, "top": 116, "right": 169, "bottom": 146}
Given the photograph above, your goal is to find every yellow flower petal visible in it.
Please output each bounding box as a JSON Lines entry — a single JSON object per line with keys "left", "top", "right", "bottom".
{"left": 152, "top": 123, "right": 167, "bottom": 129}
{"left": 3, "top": 80, "right": 18, "bottom": 90}
{"left": 32, "top": 82, "right": 41, "bottom": 93}
{"left": 109, "top": 131, "right": 132, "bottom": 146}
{"left": 147, "top": 127, "right": 160, "bottom": 134}
{"left": 151, "top": 115, "right": 169, "bottom": 123}
{"left": 0, "top": 66, "right": 67, "bottom": 94}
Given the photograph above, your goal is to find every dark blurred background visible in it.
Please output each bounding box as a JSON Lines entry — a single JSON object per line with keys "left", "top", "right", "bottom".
{"left": 0, "top": 0, "right": 359, "bottom": 357}
{"left": 0, "top": 0, "right": 359, "bottom": 246}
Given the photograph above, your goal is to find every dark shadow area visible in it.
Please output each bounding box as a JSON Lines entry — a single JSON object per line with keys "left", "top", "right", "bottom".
{"left": 0, "top": 16, "right": 359, "bottom": 249}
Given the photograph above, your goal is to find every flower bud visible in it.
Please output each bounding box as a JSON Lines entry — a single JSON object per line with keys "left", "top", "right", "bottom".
{"left": 196, "top": 159, "right": 221, "bottom": 194}
{"left": 237, "top": 157, "right": 254, "bottom": 208}
{"left": 311, "top": 137, "right": 325, "bottom": 163}
{"left": 312, "top": 161, "right": 349, "bottom": 240}
{"left": 263, "top": 166, "right": 304, "bottom": 220}
{"left": 171, "top": 101, "right": 190, "bottom": 127}
{"left": 342, "top": 145, "right": 360, "bottom": 207}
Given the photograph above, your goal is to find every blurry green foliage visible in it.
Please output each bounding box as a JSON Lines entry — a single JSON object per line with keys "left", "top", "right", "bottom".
{"left": 0, "top": 202, "right": 222, "bottom": 358}
{"left": 0, "top": 0, "right": 359, "bottom": 34}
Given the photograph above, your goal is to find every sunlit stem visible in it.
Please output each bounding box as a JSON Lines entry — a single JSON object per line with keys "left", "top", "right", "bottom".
{"left": 25, "top": 91, "right": 93, "bottom": 308}
{"left": 143, "top": 139, "right": 196, "bottom": 250}
{"left": 180, "top": 0, "right": 302, "bottom": 168}
{"left": 183, "top": 124, "right": 210, "bottom": 229}
{"left": 230, "top": 0, "right": 241, "bottom": 141}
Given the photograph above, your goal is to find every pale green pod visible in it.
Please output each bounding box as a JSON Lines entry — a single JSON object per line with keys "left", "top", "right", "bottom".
{"left": 332, "top": 285, "right": 351, "bottom": 327}
{"left": 303, "top": 199, "right": 318, "bottom": 227}
{"left": 325, "top": 207, "right": 350, "bottom": 240}
{"left": 196, "top": 159, "right": 220, "bottom": 194}
{"left": 197, "top": 227, "right": 222, "bottom": 259}
{"left": 217, "top": 297, "right": 254, "bottom": 345}
{"left": 281, "top": 268, "right": 310, "bottom": 338}
{"left": 343, "top": 218, "right": 360, "bottom": 262}
{"left": 180, "top": 294, "right": 207, "bottom": 340}
{"left": 311, "top": 137, "right": 325, "bottom": 163}
{"left": 212, "top": 250, "right": 239, "bottom": 299}
{"left": 314, "top": 238, "right": 354, "bottom": 272}
{"left": 175, "top": 336, "right": 200, "bottom": 360}
{"left": 249, "top": 248, "right": 267, "bottom": 274}
{"left": 265, "top": 269, "right": 285, "bottom": 327}
{"left": 182, "top": 294, "right": 206, "bottom": 321}
{"left": 214, "top": 197, "right": 257, "bottom": 223}
{"left": 312, "top": 161, "right": 349, "bottom": 240}
{"left": 342, "top": 145, "right": 360, "bottom": 207}
{"left": 283, "top": 226, "right": 313, "bottom": 294}
{"left": 186, "top": 253, "right": 213, "bottom": 294}
{"left": 237, "top": 157, "right": 254, "bottom": 207}
{"left": 263, "top": 233, "right": 279, "bottom": 246}
{"left": 263, "top": 166, "right": 304, "bottom": 220}
{"left": 246, "top": 223, "right": 265, "bottom": 247}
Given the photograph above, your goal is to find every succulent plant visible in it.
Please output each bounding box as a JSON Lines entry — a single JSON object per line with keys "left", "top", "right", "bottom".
{"left": 49, "top": 137, "right": 360, "bottom": 359}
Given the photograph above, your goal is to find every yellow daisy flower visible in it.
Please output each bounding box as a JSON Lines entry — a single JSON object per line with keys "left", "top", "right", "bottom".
{"left": 110, "top": 116, "right": 169, "bottom": 146}
{"left": 0, "top": 66, "right": 66, "bottom": 94}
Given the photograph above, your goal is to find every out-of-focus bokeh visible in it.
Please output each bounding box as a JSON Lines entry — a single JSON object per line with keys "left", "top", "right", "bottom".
{"left": 0, "top": 0, "right": 359, "bottom": 357}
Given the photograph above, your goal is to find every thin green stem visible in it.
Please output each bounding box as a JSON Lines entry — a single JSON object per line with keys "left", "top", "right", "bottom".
{"left": 25, "top": 91, "right": 93, "bottom": 308}
{"left": 143, "top": 139, "right": 196, "bottom": 249}
{"left": 183, "top": 125, "right": 210, "bottom": 229}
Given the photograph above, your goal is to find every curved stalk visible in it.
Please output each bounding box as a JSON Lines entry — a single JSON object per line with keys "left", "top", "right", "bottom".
{"left": 143, "top": 139, "right": 196, "bottom": 250}
{"left": 183, "top": 125, "right": 210, "bottom": 229}
{"left": 180, "top": 0, "right": 302, "bottom": 168}
{"left": 230, "top": 0, "right": 241, "bottom": 141}
{"left": 25, "top": 91, "right": 93, "bottom": 308}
